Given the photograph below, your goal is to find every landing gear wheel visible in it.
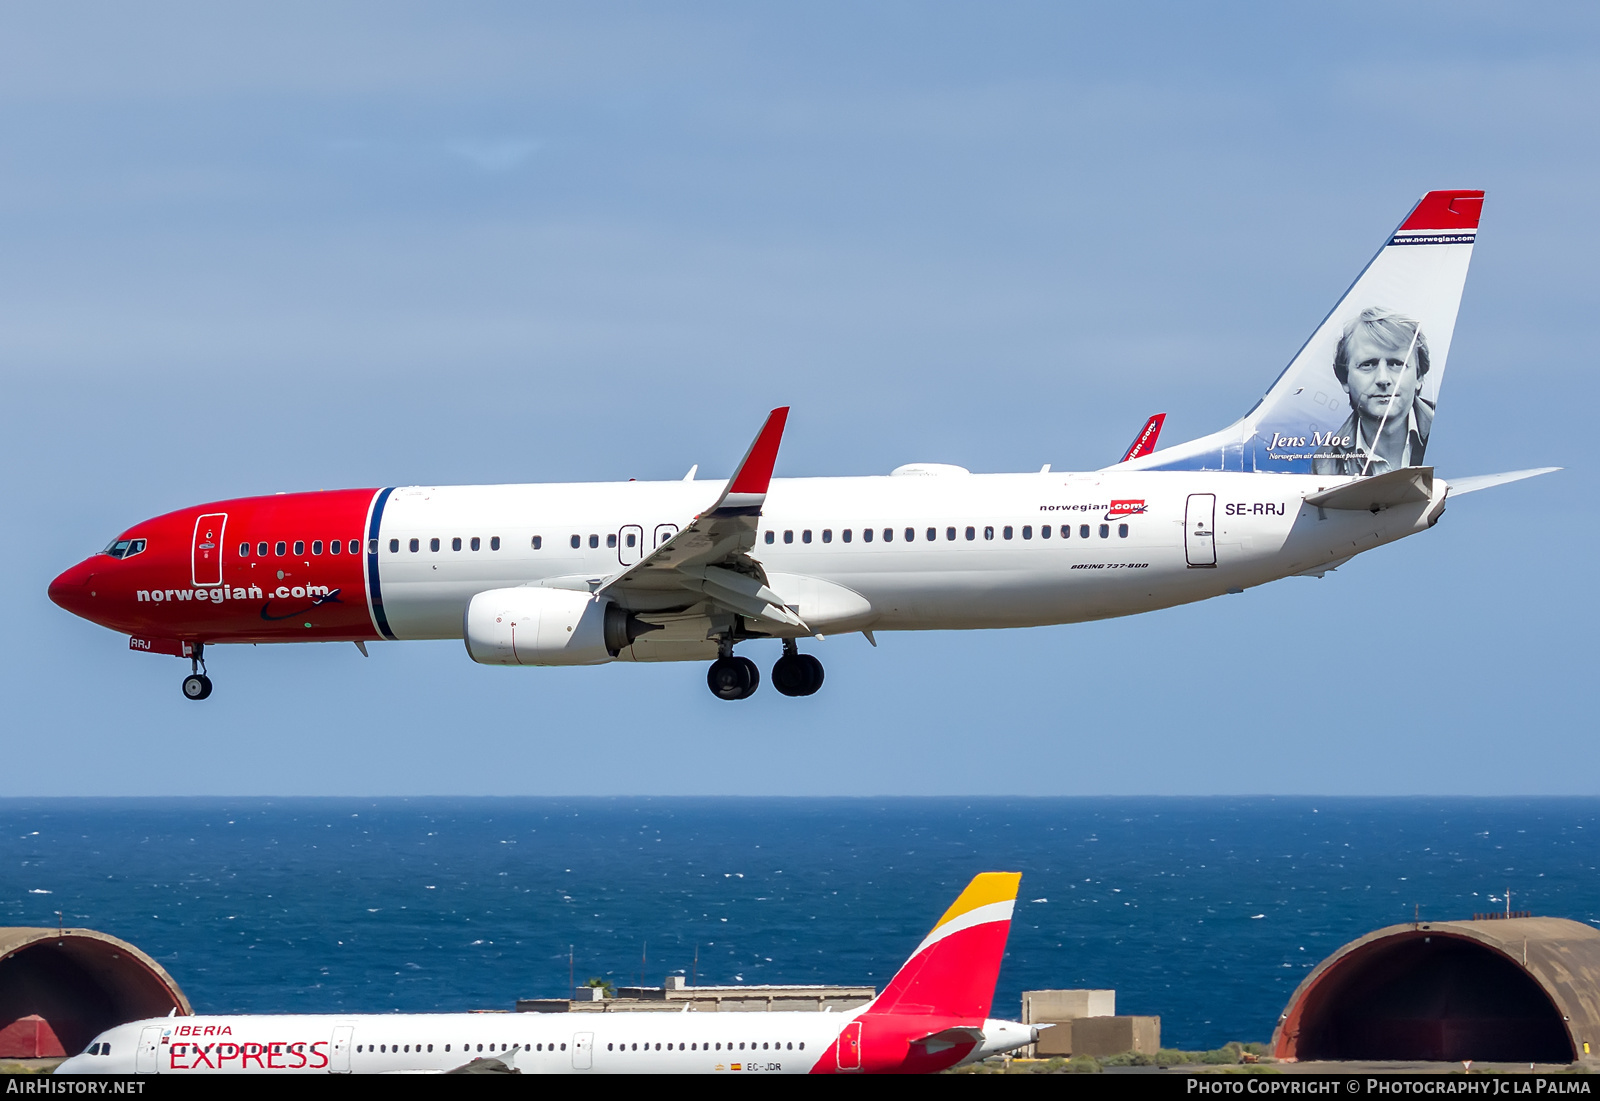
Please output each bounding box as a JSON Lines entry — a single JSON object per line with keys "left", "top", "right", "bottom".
{"left": 707, "top": 655, "right": 760, "bottom": 701}
{"left": 182, "top": 674, "right": 213, "bottom": 701}
{"left": 772, "top": 653, "right": 824, "bottom": 697}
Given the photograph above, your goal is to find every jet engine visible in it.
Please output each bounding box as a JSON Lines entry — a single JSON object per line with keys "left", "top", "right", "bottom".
{"left": 463, "top": 588, "right": 657, "bottom": 666}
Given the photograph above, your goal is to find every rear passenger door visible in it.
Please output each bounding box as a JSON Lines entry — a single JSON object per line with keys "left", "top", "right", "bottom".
{"left": 1184, "top": 494, "right": 1216, "bottom": 568}
{"left": 571, "top": 1031, "right": 593, "bottom": 1070}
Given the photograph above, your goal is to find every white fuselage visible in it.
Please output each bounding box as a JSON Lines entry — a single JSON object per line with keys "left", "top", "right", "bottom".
{"left": 371, "top": 469, "right": 1440, "bottom": 657}
{"left": 56, "top": 1010, "right": 1029, "bottom": 1075}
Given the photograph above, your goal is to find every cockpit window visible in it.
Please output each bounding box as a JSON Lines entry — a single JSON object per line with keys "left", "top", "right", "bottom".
{"left": 102, "top": 538, "right": 146, "bottom": 560}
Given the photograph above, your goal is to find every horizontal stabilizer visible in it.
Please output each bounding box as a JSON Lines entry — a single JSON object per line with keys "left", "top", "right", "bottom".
{"left": 1305, "top": 467, "right": 1433, "bottom": 511}
{"left": 1445, "top": 467, "right": 1561, "bottom": 496}
{"left": 910, "top": 1026, "right": 985, "bottom": 1054}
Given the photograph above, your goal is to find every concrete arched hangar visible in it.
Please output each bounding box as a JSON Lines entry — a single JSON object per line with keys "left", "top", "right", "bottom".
{"left": 0, "top": 928, "right": 189, "bottom": 1058}
{"left": 1274, "top": 916, "right": 1600, "bottom": 1064}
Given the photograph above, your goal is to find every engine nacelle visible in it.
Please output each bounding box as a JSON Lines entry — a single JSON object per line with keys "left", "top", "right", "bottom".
{"left": 464, "top": 588, "right": 653, "bottom": 666}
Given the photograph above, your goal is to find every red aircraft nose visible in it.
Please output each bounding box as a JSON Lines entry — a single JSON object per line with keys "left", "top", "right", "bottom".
{"left": 48, "top": 560, "right": 98, "bottom": 618}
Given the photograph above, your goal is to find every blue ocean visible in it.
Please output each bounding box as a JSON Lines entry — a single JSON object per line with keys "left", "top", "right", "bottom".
{"left": 4, "top": 798, "right": 1597, "bottom": 1051}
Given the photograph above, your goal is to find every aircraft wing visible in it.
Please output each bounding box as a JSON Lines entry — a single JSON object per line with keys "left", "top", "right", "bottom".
{"left": 597, "top": 407, "right": 808, "bottom": 632}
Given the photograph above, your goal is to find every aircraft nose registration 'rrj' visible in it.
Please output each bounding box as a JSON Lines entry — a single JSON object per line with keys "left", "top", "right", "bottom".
{"left": 50, "top": 189, "right": 1557, "bottom": 702}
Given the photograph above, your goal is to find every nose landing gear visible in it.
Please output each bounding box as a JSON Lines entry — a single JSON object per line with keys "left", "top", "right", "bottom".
{"left": 181, "top": 644, "right": 213, "bottom": 701}
{"left": 772, "top": 639, "right": 824, "bottom": 697}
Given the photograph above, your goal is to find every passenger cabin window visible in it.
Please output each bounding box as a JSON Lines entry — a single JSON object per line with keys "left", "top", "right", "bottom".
{"left": 1119, "top": 523, "right": 1129, "bottom": 537}
{"left": 1041, "top": 524, "right": 1051, "bottom": 539}
{"left": 862, "top": 528, "right": 873, "bottom": 543}
{"left": 802, "top": 529, "right": 812, "bottom": 543}
{"left": 926, "top": 527, "right": 936, "bottom": 541}
{"left": 764, "top": 531, "right": 775, "bottom": 544}
{"left": 313, "top": 540, "right": 323, "bottom": 555}
{"left": 905, "top": 528, "right": 915, "bottom": 542}
{"left": 389, "top": 539, "right": 399, "bottom": 553}
{"left": 258, "top": 542, "right": 269, "bottom": 556}
{"left": 607, "top": 534, "right": 617, "bottom": 549}
{"left": 239, "top": 542, "right": 250, "bottom": 557}
{"left": 350, "top": 540, "right": 361, "bottom": 554}
{"left": 843, "top": 529, "right": 853, "bottom": 543}
{"left": 491, "top": 537, "right": 500, "bottom": 550}
{"left": 275, "top": 541, "right": 287, "bottom": 556}
{"left": 1003, "top": 526, "right": 1013, "bottom": 540}
{"left": 589, "top": 534, "right": 599, "bottom": 549}
{"left": 947, "top": 527, "right": 956, "bottom": 541}
{"left": 965, "top": 526, "right": 975, "bottom": 541}
{"left": 882, "top": 528, "right": 892, "bottom": 542}
{"left": 430, "top": 537, "right": 440, "bottom": 552}
{"left": 1079, "top": 524, "right": 1090, "bottom": 539}
{"left": 571, "top": 535, "right": 581, "bottom": 549}
{"left": 984, "top": 526, "right": 994, "bottom": 540}
{"left": 452, "top": 537, "right": 462, "bottom": 551}
{"left": 822, "top": 529, "right": 832, "bottom": 543}
{"left": 330, "top": 540, "right": 341, "bottom": 554}
{"left": 1022, "top": 526, "right": 1032, "bottom": 539}
{"left": 294, "top": 541, "right": 305, "bottom": 556}
{"left": 784, "top": 530, "right": 793, "bottom": 544}
{"left": 410, "top": 538, "right": 420, "bottom": 552}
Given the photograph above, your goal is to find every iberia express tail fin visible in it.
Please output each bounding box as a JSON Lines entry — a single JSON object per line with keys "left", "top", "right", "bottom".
{"left": 867, "top": 872, "right": 1021, "bottom": 1020}
{"left": 1118, "top": 190, "right": 1483, "bottom": 476}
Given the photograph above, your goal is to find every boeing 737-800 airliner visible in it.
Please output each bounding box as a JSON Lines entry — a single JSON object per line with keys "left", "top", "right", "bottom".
{"left": 48, "top": 189, "right": 1553, "bottom": 700}
{"left": 57, "top": 873, "right": 1035, "bottom": 1075}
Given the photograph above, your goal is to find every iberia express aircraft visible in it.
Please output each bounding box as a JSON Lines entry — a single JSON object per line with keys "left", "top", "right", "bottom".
{"left": 58, "top": 873, "right": 1034, "bottom": 1075}
{"left": 48, "top": 190, "right": 1553, "bottom": 701}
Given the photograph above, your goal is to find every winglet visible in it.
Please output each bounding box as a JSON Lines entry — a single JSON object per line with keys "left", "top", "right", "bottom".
{"left": 710, "top": 407, "right": 789, "bottom": 515}
{"left": 729, "top": 407, "right": 789, "bottom": 495}
{"left": 1119, "top": 413, "right": 1166, "bottom": 463}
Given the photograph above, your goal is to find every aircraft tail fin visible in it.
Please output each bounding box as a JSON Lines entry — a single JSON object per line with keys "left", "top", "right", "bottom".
{"left": 867, "top": 872, "right": 1020, "bottom": 1020}
{"left": 1120, "top": 190, "right": 1483, "bottom": 476}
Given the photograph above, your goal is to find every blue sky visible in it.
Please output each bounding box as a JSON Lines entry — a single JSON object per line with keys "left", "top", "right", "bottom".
{"left": 5, "top": 2, "right": 1596, "bottom": 795}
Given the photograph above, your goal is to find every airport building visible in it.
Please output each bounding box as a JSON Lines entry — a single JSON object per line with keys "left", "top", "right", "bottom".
{"left": 1275, "top": 914, "right": 1600, "bottom": 1064}
{"left": 518, "top": 977, "right": 875, "bottom": 1014}
{"left": 0, "top": 927, "right": 189, "bottom": 1060}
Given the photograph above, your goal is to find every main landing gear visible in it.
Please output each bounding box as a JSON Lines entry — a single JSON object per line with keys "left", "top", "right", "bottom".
{"left": 182, "top": 643, "right": 212, "bottom": 701}
{"left": 771, "top": 639, "right": 824, "bottom": 698}
{"left": 706, "top": 640, "right": 824, "bottom": 701}
{"left": 707, "top": 653, "right": 760, "bottom": 701}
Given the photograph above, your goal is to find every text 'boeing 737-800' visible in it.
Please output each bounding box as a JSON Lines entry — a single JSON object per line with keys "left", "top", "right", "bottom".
{"left": 49, "top": 189, "right": 1555, "bottom": 701}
